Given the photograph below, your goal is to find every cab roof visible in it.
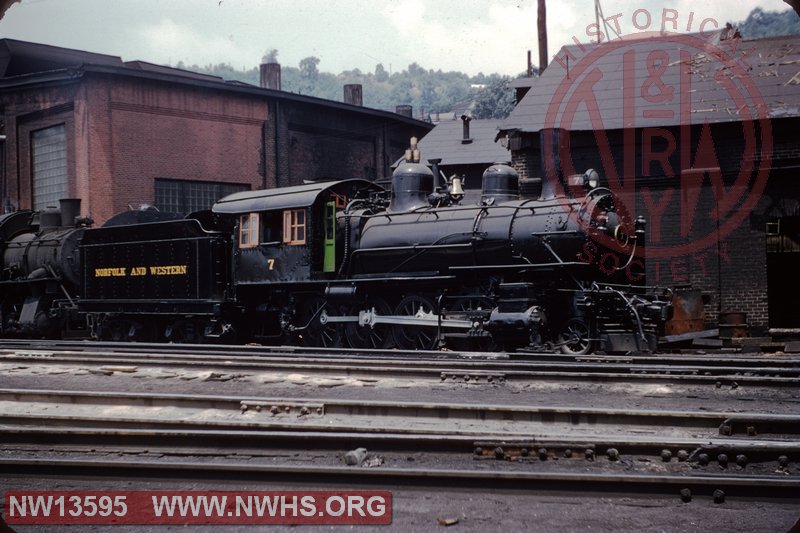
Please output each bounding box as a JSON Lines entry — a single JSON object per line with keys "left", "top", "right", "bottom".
{"left": 212, "top": 179, "right": 384, "bottom": 214}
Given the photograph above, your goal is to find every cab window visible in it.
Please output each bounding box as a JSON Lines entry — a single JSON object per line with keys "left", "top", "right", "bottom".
{"left": 283, "top": 209, "right": 306, "bottom": 245}
{"left": 239, "top": 213, "right": 259, "bottom": 248}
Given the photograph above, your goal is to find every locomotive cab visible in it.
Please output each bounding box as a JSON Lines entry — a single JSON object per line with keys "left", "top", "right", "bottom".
{"left": 213, "top": 179, "right": 384, "bottom": 288}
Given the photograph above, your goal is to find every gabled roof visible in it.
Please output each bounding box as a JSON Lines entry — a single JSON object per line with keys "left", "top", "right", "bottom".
{"left": 0, "top": 38, "right": 123, "bottom": 77}
{"left": 500, "top": 32, "right": 800, "bottom": 134}
{"left": 418, "top": 118, "right": 510, "bottom": 166}
{"left": 0, "top": 39, "right": 432, "bottom": 131}
{"left": 213, "top": 179, "right": 383, "bottom": 214}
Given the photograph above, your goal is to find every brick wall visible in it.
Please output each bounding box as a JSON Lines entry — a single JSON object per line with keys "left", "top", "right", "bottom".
{"left": 1, "top": 83, "right": 80, "bottom": 210}
{"left": 2, "top": 70, "right": 429, "bottom": 224}
{"left": 102, "top": 76, "right": 266, "bottom": 222}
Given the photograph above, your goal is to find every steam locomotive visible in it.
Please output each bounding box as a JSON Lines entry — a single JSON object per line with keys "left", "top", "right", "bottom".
{"left": 0, "top": 158, "right": 672, "bottom": 354}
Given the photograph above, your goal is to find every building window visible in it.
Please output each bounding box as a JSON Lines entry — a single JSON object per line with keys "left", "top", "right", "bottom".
{"left": 283, "top": 209, "right": 306, "bottom": 245}
{"left": 239, "top": 213, "right": 259, "bottom": 249}
{"left": 155, "top": 178, "right": 249, "bottom": 215}
{"left": 31, "top": 124, "right": 67, "bottom": 210}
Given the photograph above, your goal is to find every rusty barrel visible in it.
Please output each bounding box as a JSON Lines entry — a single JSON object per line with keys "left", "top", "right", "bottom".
{"left": 719, "top": 312, "right": 748, "bottom": 339}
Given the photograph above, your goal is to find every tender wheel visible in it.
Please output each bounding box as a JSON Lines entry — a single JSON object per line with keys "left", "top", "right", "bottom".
{"left": 392, "top": 295, "right": 438, "bottom": 351}
{"left": 165, "top": 319, "right": 207, "bottom": 344}
{"left": 298, "top": 297, "right": 344, "bottom": 348}
{"left": 99, "top": 318, "right": 155, "bottom": 342}
{"left": 557, "top": 318, "right": 594, "bottom": 355}
{"left": 346, "top": 297, "right": 393, "bottom": 349}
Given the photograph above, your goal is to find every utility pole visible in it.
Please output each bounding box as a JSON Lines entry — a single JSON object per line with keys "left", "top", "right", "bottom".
{"left": 537, "top": 0, "right": 548, "bottom": 74}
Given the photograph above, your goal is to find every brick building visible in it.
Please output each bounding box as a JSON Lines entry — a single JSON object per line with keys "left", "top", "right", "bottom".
{"left": 0, "top": 39, "right": 431, "bottom": 224}
{"left": 499, "top": 33, "right": 800, "bottom": 332}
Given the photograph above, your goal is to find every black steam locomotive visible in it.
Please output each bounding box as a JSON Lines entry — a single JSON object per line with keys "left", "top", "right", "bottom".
{"left": 0, "top": 160, "right": 672, "bottom": 354}
{"left": 0, "top": 199, "right": 89, "bottom": 338}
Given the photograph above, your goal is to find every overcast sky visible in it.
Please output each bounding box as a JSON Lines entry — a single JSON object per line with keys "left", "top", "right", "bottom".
{"left": 0, "top": 0, "right": 781, "bottom": 76}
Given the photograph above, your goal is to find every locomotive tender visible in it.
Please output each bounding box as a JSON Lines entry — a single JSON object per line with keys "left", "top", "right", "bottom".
{"left": 0, "top": 156, "right": 672, "bottom": 354}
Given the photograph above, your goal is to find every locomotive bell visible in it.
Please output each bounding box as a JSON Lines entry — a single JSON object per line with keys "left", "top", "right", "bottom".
{"left": 388, "top": 162, "right": 434, "bottom": 213}
{"left": 481, "top": 163, "right": 519, "bottom": 204}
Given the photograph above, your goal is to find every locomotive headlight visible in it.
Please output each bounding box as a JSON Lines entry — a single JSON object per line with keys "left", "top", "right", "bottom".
{"left": 583, "top": 169, "right": 600, "bottom": 189}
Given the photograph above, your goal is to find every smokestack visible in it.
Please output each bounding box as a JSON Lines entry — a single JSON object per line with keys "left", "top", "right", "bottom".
{"left": 395, "top": 105, "right": 413, "bottom": 117}
{"left": 527, "top": 50, "right": 533, "bottom": 77}
{"left": 59, "top": 199, "right": 81, "bottom": 227}
{"left": 260, "top": 62, "right": 281, "bottom": 90}
{"left": 460, "top": 114, "right": 472, "bottom": 144}
{"left": 538, "top": 0, "right": 548, "bottom": 74}
{"left": 343, "top": 84, "right": 363, "bottom": 106}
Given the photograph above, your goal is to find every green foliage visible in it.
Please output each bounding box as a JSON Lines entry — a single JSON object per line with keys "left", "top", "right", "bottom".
{"left": 471, "top": 77, "right": 517, "bottom": 119}
{"left": 737, "top": 7, "right": 800, "bottom": 38}
{"left": 175, "top": 54, "right": 525, "bottom": 119}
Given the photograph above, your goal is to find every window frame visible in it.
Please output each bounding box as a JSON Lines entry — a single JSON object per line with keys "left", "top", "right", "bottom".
{"left": 282, "top": 208, "right": 307, "bottom": 245}
{"left": 239, "top": 213, "right": 260, "bottom": 249}
{"left": 154, "top": 178, "right": 249, "bottom": 216}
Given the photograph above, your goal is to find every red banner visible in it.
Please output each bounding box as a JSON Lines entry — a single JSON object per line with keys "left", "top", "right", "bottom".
{"left": 4, "top": 491, "right": 392, "bottom": 525}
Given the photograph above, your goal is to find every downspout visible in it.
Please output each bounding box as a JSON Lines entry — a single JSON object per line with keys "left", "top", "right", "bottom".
{"left": 274, "top": 100, "right": 280, "bottom": 188}
{"left": 261, "top": 120, "right": 268, "bottom": 190}
{"left": 0, "top": 133, "right": 6, "bottom": 212}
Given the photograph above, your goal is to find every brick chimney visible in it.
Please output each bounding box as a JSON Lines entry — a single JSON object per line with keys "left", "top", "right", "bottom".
{"left": 260, "top": 62, "right": 281, "bottom": 90}
{"left": 344, "top": 84, "right": 363, "bottom": 106}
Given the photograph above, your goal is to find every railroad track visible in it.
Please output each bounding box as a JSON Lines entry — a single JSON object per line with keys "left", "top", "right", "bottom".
{"left": 2, "top": 387, "right": 799, "bottom": 454}
{"left": 2, "top": 386, "right": 798, "bottom": 501}
{"left": 3, "top": 387, "right": 799, "bottom": 433}
{"left": 3, "top": 343, "right": 800, "bottom": 386}
{"left": 1, "top": 457, "right": 797, "bottom": 502}
{"left": 3, "top": 338, "right": 798, "bottom": 367}
{"left": 2, "top": 341, "right": 798, "bottom": 503}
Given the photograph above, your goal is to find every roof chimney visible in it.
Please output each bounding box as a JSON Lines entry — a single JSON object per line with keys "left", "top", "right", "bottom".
{"left": 460, "top": 114, "right": 473, "bottom": 144}
{"left": 344, "top": 84, "right": 363, "bottom": 106}
{"left": 395, "top": 105, "right": 413, "bottom": 117}
{"left": 260, "top": 62, "right": 281, "bottom": 90}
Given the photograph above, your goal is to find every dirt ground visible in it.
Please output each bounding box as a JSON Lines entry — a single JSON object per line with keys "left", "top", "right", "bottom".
{"left": 1, "top": 359, "right": 798, "bottom": 532}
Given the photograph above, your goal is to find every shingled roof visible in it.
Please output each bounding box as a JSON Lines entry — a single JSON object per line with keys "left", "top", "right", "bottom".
{"left": 418, "top": 118, "right": 510, "bottom": 166}
{"left": 500, "top": 32, "right": 800, "bottom": 134}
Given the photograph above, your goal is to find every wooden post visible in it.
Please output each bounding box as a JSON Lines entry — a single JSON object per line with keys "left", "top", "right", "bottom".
{"left": 537, "top": 0, "right": 548, "bottom": 74}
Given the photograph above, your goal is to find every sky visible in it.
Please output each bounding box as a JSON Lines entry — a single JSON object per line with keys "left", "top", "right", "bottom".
{"left": 0, "top": 0, "right": 783, "bottom": 77}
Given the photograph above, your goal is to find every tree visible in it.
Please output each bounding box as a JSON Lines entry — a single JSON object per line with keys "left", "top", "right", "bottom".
{"left": 737, "top": 7, "right": 800, "bottom": 37}
{"left": 471, "top": 77, "right": 518, "bottom": 119}
{"left": 297, "top": 56, "right": 321, "bottom": 94}
{"left": 299, "top": 56, "right": 320, "bottom": 81}
{"left": 374, "top": 63, "right": 389, "bottom": 83}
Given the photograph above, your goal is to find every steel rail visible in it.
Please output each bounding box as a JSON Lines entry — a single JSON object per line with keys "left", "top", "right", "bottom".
{"left": 4, "top": 426, "right": 800, "bottom": 463}
{"left": 3, "top": 351, "right": 799, "bottom": 387}
{"left": 3, "top": 338, "right": 800, "bottom": 368}
{"left": 1, "top": 458, "right": 797, "bottom": 500}
{"left": 2, "top": 388, "right": 798, "bottom": 438}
